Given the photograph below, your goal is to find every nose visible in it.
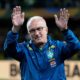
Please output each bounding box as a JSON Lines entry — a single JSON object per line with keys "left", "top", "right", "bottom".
{"left": 34, "top": 30, "right": 39, "bottom": 35}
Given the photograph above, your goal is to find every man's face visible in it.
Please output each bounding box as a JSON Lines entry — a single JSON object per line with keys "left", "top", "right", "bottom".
{"left": 28, "top": 19, "right": 48, "bottom": 45}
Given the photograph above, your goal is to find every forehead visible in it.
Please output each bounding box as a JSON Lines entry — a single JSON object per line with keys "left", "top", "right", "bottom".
{"left": 28, "top": 19, "right": 47, "bottom": 30}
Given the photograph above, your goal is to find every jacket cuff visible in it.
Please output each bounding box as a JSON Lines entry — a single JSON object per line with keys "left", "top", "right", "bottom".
{"left": 61, "top": 29, "right": 69, "bottom": 34}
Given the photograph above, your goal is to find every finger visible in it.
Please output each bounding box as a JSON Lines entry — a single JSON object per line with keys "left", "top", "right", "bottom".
{"left": 12, "top": 8, "right": 16, "bottom": 14}
{"left": 15, "top": 6, "right": 21, "bottom": 14}
{"left": 17, "top": 6, "right": 21, "bottom": 11}
{"left": 11, "top": 6, "right": 21, "bottom": 19}
{"left": 59, "top": 8, "right": 65, "bottom": 20}
{"left": 11, "top": 8, "right": 16, "bottom": 19}
{"left": 60, "top": 8, "right": 63, "bottom": 17}
{"left": 66, "top": 9, "right": 70, "bottom": 19}
{"left": 63, "top": 8, "right": 67, "bottom": 17}
{"left": 21, "top": 12, "right": 25, "bottom": 18}
{"left": 63, "top": 8, "right": 66, "bottom": 15}
{"left": 63, "top": 8, "right": 70, "bottom": 20}
{"left": 54, "top": 14, "right": 58, "bottom": 22}
{"left": 62, "top": 8, "right": 67, "bottom": 19}
{"left": 67, "top": 13, "right": 70, "bottom": 18}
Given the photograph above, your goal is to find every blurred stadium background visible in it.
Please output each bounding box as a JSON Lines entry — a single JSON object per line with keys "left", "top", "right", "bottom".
{"left": 0, "top": 0, "right": 80, "bottom": 80}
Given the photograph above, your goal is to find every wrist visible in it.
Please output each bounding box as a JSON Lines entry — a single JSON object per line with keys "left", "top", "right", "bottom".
{"left": 61, "top": 28, "right": 69, "bottom": 34}
{"left": 60, "top": 27, "right": 68, "bottom": 31}
{"left": 12, "top": 26, "right": 19, "bottom": 33}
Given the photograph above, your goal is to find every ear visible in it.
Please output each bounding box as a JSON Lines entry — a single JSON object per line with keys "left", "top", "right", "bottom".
{"left": 46, "top": 27, "right": 48, "bottom": 34}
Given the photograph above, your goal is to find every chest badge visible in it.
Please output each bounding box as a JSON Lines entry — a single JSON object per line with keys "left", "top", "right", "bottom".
{"left": 47, "top": 50, "right": 56, "bottom": 68}
{"left": 47, "top": 50, "right": 54, "bottom": 59}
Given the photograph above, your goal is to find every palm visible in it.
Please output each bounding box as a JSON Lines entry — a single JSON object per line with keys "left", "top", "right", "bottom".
{"left": 56, "top": 17, "right": 68, "bottom": 29}
{"left": 12, "top": 14, "right": 24, "bottom": 27}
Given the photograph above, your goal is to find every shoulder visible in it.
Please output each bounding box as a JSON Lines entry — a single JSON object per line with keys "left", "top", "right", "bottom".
{"left": 51, "top": 39, "right": 66, "bottom": 48}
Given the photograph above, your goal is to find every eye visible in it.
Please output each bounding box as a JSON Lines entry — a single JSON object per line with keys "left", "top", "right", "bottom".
{"left": 29, "top": 27, "right": 44, "bottom": 33}
{"left": 29, "top": 29, "right": 35, "bottom": 33}
{"left": 37, "top": 27, "right": 43, "bottom": 31}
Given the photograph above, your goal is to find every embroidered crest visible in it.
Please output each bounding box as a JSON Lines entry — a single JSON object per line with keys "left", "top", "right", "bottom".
{"left": 47, "top": 50, "right": 54, "bottom": 59}
{"left": 50, "top": 60, "right": 56, "bottom": 67}
{"left": 46, "top": 45, "right": 56, "bottom": 68}
{"left": 49, "top": 45, "right": 55, "bottom": 50}
{"left": 27, "top": 44, "right": 33, "bottom": 51}
{"left": 47, "top": 45, "right": 55, "bottom": 59}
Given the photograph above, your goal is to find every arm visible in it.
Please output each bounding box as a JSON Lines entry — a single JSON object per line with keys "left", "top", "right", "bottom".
{"left": 4, "top": 31, "right": 25, "bottom": 61}
{"left": 4, "top": 6, "right": 25, "bottom": 61}
{"left": 54, "top": 8, "right": 80, "bottom": 60}
{"left": 60, "top": 29, "right": 80, "bottom": 60}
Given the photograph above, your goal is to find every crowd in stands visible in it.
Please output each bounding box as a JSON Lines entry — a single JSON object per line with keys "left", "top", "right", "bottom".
{"left": 0, "top": 0, "right": 80, "bottom": 10}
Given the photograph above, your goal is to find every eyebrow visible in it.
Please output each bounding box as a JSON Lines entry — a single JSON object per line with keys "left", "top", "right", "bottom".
{"left": 29, "top": 27, "right": 44, "bottom": 32}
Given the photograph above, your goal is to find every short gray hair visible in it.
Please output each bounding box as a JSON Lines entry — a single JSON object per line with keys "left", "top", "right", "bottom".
{"left": 26, "top": 16, "right": 47, "bottom": 32}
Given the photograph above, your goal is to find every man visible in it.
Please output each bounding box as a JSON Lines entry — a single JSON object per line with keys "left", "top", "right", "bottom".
{"left": 4, "top": 6, "right": 80, "bottom": 80}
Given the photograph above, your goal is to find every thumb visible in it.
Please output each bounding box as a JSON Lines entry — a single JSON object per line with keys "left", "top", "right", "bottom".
{"left": 21, "top": 12, "right": 25, "bottom": 18}
{"left": 54, "top": 14, "right": 58, "bottom": 22}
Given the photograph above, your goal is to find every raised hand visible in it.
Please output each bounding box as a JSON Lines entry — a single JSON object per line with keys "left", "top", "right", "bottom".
{"left": 11, "top": 6, "right": 25, "bottom": 32}
{"left": 54, "top": 8, "right": 70, "bottom": 31}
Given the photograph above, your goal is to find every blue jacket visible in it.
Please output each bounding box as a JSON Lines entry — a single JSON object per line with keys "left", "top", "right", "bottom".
{"left": 4, "top": 29, "right": 80, "bottom": 80}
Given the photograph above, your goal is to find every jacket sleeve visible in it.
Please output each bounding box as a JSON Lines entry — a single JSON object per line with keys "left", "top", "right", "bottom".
{"left": 59, "top": 29, "right": 80, "bottom": 60}
{"left": 4, "top": 31, "right": 25, "bottom": 61}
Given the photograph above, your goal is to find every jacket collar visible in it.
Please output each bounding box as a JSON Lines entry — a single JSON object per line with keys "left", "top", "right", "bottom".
{"left": 28, "top": 35, "right": 54, "bottom": 51}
